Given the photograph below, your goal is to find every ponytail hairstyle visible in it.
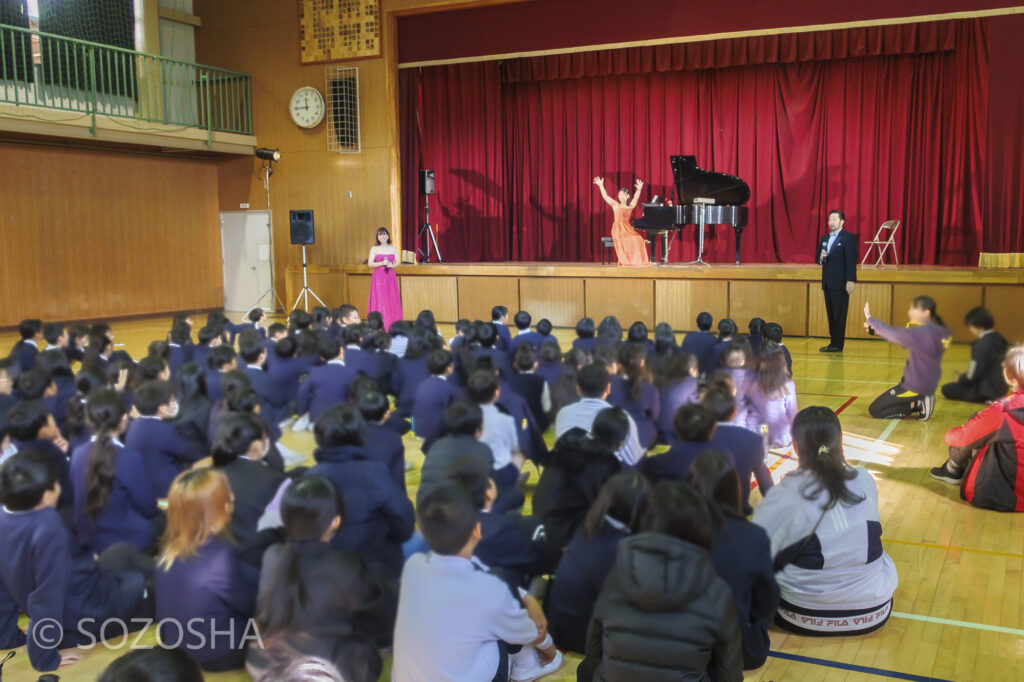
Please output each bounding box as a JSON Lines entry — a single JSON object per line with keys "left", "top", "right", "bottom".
{"left": 653, "top": 322, "right": 676, "bottom": 355}
{"left": 65, "top": 365, "right": 108, "bottom": 441}
{"left": 158, "top": 467, "right": 234, "bottom": 570}
{"left": 617, "top": 342, "right": 650, "bottom": 402}
{"left": 687, "top": 449, "right": 742, "bottom": 527}
{"left": 912, "top": 295, "right": 945, "bottom": 328}
{"left": 581, "top": 471, "right": 651, "bottom": 539}
{"left": 257, "top": 475, "right": 345, "bottom": 635}
{"left": 83, "top": 389, "right": 128, "bottom": 519}
{"left": 756, "top": 340, "right": 792, "bottom": 398}
{"left": 717, "top": 318, "right": 738, "bottom": 342}
{"left": 792, "top": 406, "right": 863, "bottom": 509}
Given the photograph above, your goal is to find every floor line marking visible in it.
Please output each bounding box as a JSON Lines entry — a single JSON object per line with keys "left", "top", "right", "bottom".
{"left": 876, "top": 418, "right": 901, "bottom": 444}
{"left": 882, "top": 537, "right": 1024, "bottom": 559}
{"left": 766, "top": 651, "right": 953, "bottom": 681}
{"left": 795, "top": 376, "right": 899, "bottom": 385}
{"left": 891, "top": 611, "right": 1024, "bottom": 637}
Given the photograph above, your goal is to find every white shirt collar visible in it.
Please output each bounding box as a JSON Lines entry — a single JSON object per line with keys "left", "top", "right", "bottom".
{"left": 25, "top": 339, "right": 38, "bottom": 349}
{"left": 328, "top": 359, "right": 346, "bottom": 366}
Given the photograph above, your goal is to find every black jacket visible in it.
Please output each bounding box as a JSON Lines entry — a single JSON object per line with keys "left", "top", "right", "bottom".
{"left": 816, "top": 228, "right": 858, "bottom": 291}
{"left": 579, "top": 532, "right": 743, "bottom": 682}
{"left": 958, "top": 331, "right": 1010, "bottom": 401}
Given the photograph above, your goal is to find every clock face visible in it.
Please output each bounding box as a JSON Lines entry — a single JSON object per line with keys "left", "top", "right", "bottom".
{"left": 289, "top": 86, "right": 326, "bottom": 129}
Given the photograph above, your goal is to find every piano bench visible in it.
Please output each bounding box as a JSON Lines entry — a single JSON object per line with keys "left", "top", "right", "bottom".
{"left": 601, "top": 236, "right": 615, "bottom": 264}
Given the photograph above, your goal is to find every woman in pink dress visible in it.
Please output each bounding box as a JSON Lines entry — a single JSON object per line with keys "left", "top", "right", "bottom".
{"left": 367, "top": 227, "right": 403, "bottom": 329}
{"left": 594, "top": 177, "right": 650, "bottom": 266}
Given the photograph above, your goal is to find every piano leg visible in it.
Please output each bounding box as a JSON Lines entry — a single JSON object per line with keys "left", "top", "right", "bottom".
{"left": 733, "top": 227, "right": 742, "bottom": 265}
{"left": 660, "top": 231, "right": 669, "bottom": 264}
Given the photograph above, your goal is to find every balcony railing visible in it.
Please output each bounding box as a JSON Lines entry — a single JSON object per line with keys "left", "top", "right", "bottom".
{"left": 0, "top": 23, "right": 252, "bottom": 141}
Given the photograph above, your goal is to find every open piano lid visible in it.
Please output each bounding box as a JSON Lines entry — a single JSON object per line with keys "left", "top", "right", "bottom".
{"left": 670, "top": 155, "right": 750, "bottom": 205}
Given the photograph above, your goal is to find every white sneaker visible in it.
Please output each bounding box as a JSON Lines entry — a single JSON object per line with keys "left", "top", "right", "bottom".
{"left": 276, "top": 443, "right": 307, "bottom": 467}
{"left": 510, "top": 648, "right": 564, "bottom": 682}
{"left": 292, "top": 413, "right": 311, "bottom": 432}
{"left": 277, "top": 415, "right": 297, "bottom": 430}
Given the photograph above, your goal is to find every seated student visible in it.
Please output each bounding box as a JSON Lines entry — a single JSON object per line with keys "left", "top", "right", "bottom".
{"left": 649, "top": 322, "right": 678, "bottom": 377}
{"left": 15, "top": 368, "right": 67, "bottom": 432}
{"left": 136, "top": 354, "right": 171, "bottom": 385}
{"left": 308, "top": 405, "right": 414, "bottom": 577}
{"left": 391, "top": 328, "right": 435, "bottom": 417}
{"left": 392, "top": 482, "right": 563, "bottom": 682}
{"left": 705, "top": 318, "right": 738, "bottom": 374}
{"left": 267, "top": 335, "right": 311, "bottom": 408}
{"left": 746, "top": 318, "right": 766, "bottom": 356}
{"left": 681, "top": 311, "right": 717, "bottom": 376}
{"left": 625, "top": 321, "right": 656, "bottom": 357}
{"left": 545, "top": 471, "right": 651, "bottom": 655}
{"left": 745, "top": 341, "right": 799, "bottom": 448}
{"left": 263, "top": 322, "right": 288, "bottom": 362}
{"left": 492, "top": 305, "right": 512, "bottom": 352}
{"left": 596, "top": 315, "right": 623, "bottom": 349}
{"left": 296, "top": 336, "right": 353, "bottom": 423}
{"left": 238, "top": 330, "right": 291, "bottom": 426}
{"left": 311, "top": 306, "right": 332, "bottom": 333}
{"left": 535, "top": 339, "right": 563, "bottom": 390}
{"left": 190, "top": 324, "right": 222, "bottom": 375}
{"left": 548, "top": 347, "right": 588, "bottom": 417}
{"left": 341, "top": 324, "right": 372, "bottom": 378}
{"left": 688, "top": 451, "right": 779, "bottom": 669}
{"left": 579, "top": 480, "right": 743, "bottom": 680}
{"left": 655, "top": 352, "right": 699, "bottom": 443}
{"left": 355, "top": 389, "right": 407, "bottom": 492}
{"left": 244, "top": 307, "right": 268, "bottom": 340}
{"left": 63, "top": 366, "right": 108, "bottom": 452}
{"left": 248, "top": 475, "right": 398, "bottom": 682}
{"left": 412, "top": 349, "right": 457, "bottom": 451}
{"left": 5, "top": 401, "right": 72, "bottom": 508}
{"left": 865, "top": 297, "right": 951, "bottom": 421}
{"left": 447, "top": 317, "right": 471, "bottom": 350}
{"left": 361, "top": 330, "right": 398, "bottom": 395}
{"left": 12, "top": 318, "right": 44, "bottom": 372}
{"left": 717, "top": 342, "right": 755, "bottom": 428}
{"left": 701, "top": 387, "right": 773, "bottom": 514}
{"left": 607, "top": 343, "right": 660, "bottom": 449}
{"left": 507, "top": 343, "right": 553, "bottom": 431}
{"left": 170, "top": 362, "right": 213, "bottom": 453}
{"left": 64, "top": 324, "right": 89, "bottom": 364}
{"left": 0, "top": 451, "right": 152, "bottom": 673}
{"left": 754, "top": 406, "right": 898, "bottom": 636}
{"left": 335, "top": 303, "right": 361, "bottom": 336}
{"left": 762, "top": 322, "right": 793, "bottom": 375}
{"left": 468, "top": 322, "right": 513, "bottom": 384}
{"left": 81, "top": 333, "right": 114, "bottom": 374}
{"left": 931, "top": 345, "right": 1024, "bottom": 510}
{"left": 572, "top": 316, "right": 597, "bottom": 353}
{"left": 204, "top": 345, "right": 238, "bottom": 404}
{"left": 555, "top": 363, "right": 644, "bottom": 467}
{"left": 166, "top": 320, "right": 193, "bottom": 377}
{"left": 99, "top": 647, "right": 204, "bottom": 682}
{"left": 42, "top": 322, "right": 67, "bottom": 353}
{"left": 642, "top": 403, "right": 719, "bottom": 483}
{"left": 508, "top": 311, "right": 543, "bottom": 357}
{"left": 156, "top": 468, "right": 260, "bottom": 671}
{"left": 70, "top": 389, "right": 161, "bottom": 553}
{"left": 0, "top": 358, "right": 19, "bottom": 416}
{"left": 125, "top": 380, "right": 202, "bottom": 498}
{"left": 941, "top": 306, "right": 1010, "bottom": 404}
{"left": 466, "top": 369, "right": 525, "bottom": 490}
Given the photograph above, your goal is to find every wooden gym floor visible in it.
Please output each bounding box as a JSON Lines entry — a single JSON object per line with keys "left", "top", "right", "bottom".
{"left": 2, "top": 316, "right": 1022, "bottom": 681}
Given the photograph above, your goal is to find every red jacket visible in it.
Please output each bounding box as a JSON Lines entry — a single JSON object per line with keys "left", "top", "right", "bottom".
{"left": 951, "top": 391, "right": 1024, "bottom": 511}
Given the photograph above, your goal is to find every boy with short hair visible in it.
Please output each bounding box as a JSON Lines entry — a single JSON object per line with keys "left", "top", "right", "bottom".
{"left": 681, "top": 312, "right": 716, "bottom": 375}
{"left": 393, "top": 483, "right": 562, "bottom": 682}
{"left": 238, "top": 330, "right": 290, "bottom": 425}
{"left": 492, "top": 306, "right": 512, "bottom": 352}
{"left": 508, "top": 311, "right": 543, "bottom": 357}
{"left": 467, "top": 370, "right": 524, "bottom": 490}
{"left": 204, "top": 345, "right": 238, "bottom": 403}
{"left": 762, "top": 322, "right": 793, "bottom": 374}
{"left": 167, "top": 319, "right": 193, "bottom": 375}
{"left": 5, "top": 400, "right": 72, "bottom": 508}
{"left": 412, "top": 349, "right": 457, "bottom": 452}
{"left": 356, "top": 389, "right": 407, "bottom": 491}
{"left": 296, "top": 336, "right": 353, "bottom": 423}
{"left": 125, "top": 380, "right": 201, "bottom": 497}
{"left": 13, "top": 318, "right": 44, "bottom": 371}
{"left": 941, "top": 306, "right": 1010, "bottom": 403}
{"left": 42, "top": 323, "right": 67, "bottom": 352}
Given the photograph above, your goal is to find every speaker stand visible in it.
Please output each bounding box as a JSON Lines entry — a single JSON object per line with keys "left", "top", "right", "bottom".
{"left": 247, "top": 161, "right": 285, "bottom": 314}
{"left": 417, "top": 194, "right": 443, "bottom": 263}
{"left": 291, "top": 244, "right": 326, "bottom": 312}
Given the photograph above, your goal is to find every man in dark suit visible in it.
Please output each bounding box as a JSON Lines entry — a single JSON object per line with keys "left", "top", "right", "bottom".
{"left": 815, "top": 209, "right": 858, "bottom": 352}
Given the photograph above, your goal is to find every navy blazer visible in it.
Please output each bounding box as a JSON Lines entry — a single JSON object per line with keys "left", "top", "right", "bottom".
{"left": 343, "top": 345, "right": 373, "bottom": 378}
{"left": 267, "top": 353, "right": 313, "bottom": 404}
{"left": 680, "top": 331, "right": 718, "bottom": 376}
{"left": 205, "top": 369, "right": 226, "bottom": 404}
{"left": 496, "top": 389, "right": 548, "bottom": 464}
{"left": 297, "top": 362, "right": 354, "bottom": 421}
{"left": 363, "top": 349, "right": 398, "bottom": 396}
{"left": 704, "top": 338, "right": 732, "bottom": 374}
{"left": 125, "top": 417, "right": 204, "bottom": 498}
{"left": 545, "top": 521, "right": 629, "bottom": 654}
{"left": 155, "top": 537, "right": 259, "bottom": 671}
{"left": 70, "top": 439, "right": 161, "bottom": 552}
{"left": 167, "top": 344, "right": 188, "bottom": 376}
{"left": 657, "top": 377, "right": 699, "bottom": 444}
{"left": 494, "top": 323, "right": 513, "bottom": 352}
{"left": 309, "top": 444, "right": 415, "bottom": 577}
{"left": 242, "top": 365, "right": 291, "bottom": 425}
{"left": 535, "top": 359, "right": 562, "bottom": 389}
{"left": 11, "top": 438, "right": 72, "bottom": 509}
{"left": 392, "top": 356, "right": 431, "bottom": 417}
{"left": 572, "top": 337, "right": 597, "bottom": 354}
{"left": 411, "top": 375, "right": 457, "bottom": 449}
{"left": 0, "top": 506, "right": 145, "bottom": 672}
{"left": 607, "top": 376, "right": 660, "bottom": 449}
{"left": 710, "top": 424, "right": 773, "bottom": 515}
{"left": 506, "top": 371, "right": 550, "bottom": 431}
{"left": 191, "top": 344, "right": 213, "bottom": 373}
{"left": 640, "top": 439, "right": 717, "bottom": 483}
{"left": 364, "top": 421, "right": 407, "bottom": 493}
{"left": 475, "top": 510, "right": 541, "bottom": 588}
{"left": 468, "top": 347, "right": 513, "bottom": 384}
{"left": 508, "top": 330, "right": 544, "bottom": 357}
{"left": 816, "top": 228, "right": 859, "bottom": 291}
{"left": 12, "top": 340, "right": 39, "bottom": 372}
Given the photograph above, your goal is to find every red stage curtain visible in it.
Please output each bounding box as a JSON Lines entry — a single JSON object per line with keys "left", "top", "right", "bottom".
{"left": 400, "top": 19, "right": 989, "bottom": 265}
{"left": 985, "top": 14, "right": 1024, "bottom": 254}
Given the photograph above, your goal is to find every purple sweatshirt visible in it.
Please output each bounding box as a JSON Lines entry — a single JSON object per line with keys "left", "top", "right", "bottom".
{"left": 745, "top": 379, "right": 799, "bottom": 448}
{"left": 868, "top": 318, "right": 950, "bottom": 395}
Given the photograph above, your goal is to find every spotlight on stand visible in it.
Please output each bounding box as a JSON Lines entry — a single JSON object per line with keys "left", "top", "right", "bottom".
{"left": 255, "top": 147, "right": 280, "bottom": 162}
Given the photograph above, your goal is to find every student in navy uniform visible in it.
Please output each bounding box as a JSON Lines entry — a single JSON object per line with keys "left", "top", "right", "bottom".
{"left": 626, "top": 321, "right": 656, "bottom": 357}
{"left": 572, "top": 317, "right": 598, "bottom": 353}
{"left": 491, "top": 305, "right": 512, "bottom": 352}
{"left": 70, "top": 390, "right": 161, "bottom": 553}
{"left": 167, "top": 319, "right": 193, "bottom": 376}
{"left": 15, "top": 368, "right": 65, "bottom": 430}
{"left": 238, "top": 330, "right": 291, "bottom": 426}
{"left": 169, "top": 362, "right": 213, "bottom": 453}
{"left": 545, "top": 471, "right": 651, "bottom": 654}
{"left": 688, "top": 450, "right": 779, "bottom": 670}
{"left": 492, "top": 368, "right": 549, "bottom": 466}
{"left": 656, "top": 353, "right": 699, "bottom": 444}
{"left": 535, "top": 339, "right": 563, "bottom": 390}
{"left": 204, "top": 345, "right": 238, "bottom": 404}
{"left": 746, "top": 318, "right": 766, "bottom": 356}
{"left": 704, "top": 318, "right": 738, "bottom": 374}
{"left": 308, "top": 404, "right": 415, "bottom": 577}
{"left": 681, "top": 312, "right": 717, "bottom": 376}
{"left": 816, "top": 209, "right": 859, "bottom": 353}
{"left": 412, "top": 349, "right": 457, "bottom": 452}
{"left": 355, "top": 389, "right": 407, "bottom": 493}
{"left": 942, "top": 306, "right": 1010, "bottom": 403}
{"left": 508, "top": 311, "right": 544, "bottom": 358}
{"left": 468, "top": 322, "right": 513, "bottom": 385}
{"left": 266, "top": 335, "right": 311, "bottom": 409}
{"left": 32, "top": 350, "right": 77, "bottom": 429}
{"left": 391, "top": 329, "right": 435, "bottom": 417}
{"left": 762, "top": 323, "right": 793, "bottom": 375}
{"left": 641, "top": 403, "right": 718, "bottom": 483}
{"left": 248, "top": 475, "right": 398, "bottom": 682}
{"left": 0, "top": 358, "right": 20, "bottom": 416}
{"left": 0, "top": 451, "right": 152, "bottom": 673}
{"left": 11, "top": 318, "right": 43, "bottom": 372}
{"left": 342, "top": 324, "right": 372, "bottom": 377}
{"left": 191, "top": 324, "right": 222, "bottom": 376}
{"left": 362, "top": 330, "right": 398, "bottom": 395}
{"left": 42, "top": 322, "right": 67, "bottom": 353}
{"left": 125, "top": 380, "right": 202, "bottom": 498}
{"left": 607, "top": 343, "right": 660, "bottom": 449}
{"left": 297, "top": 335, "right": 353, "bottom": 423}
{"left": 507, "top": 343, "right": 552, "bottom": 431}
{"left": 865, "top": 296, "right": 951, "bottom": 421}
{"left": 701, "top": 387, "right": 773, "bottom": 515}
{"left": 5, "top": 400, "right": 72, "bottom": 509}
{"left": 156, "top": 467, "right": 259, "bottom": 671}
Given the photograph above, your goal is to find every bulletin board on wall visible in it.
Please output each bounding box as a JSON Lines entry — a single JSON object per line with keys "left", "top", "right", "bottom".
{"left": 299, "top": 0, "right": 381, "bottom": 64}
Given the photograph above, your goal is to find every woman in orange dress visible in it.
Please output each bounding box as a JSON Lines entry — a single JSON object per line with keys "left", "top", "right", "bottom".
{"left": 593, "top": 177, "right": 650, "bottom": 266}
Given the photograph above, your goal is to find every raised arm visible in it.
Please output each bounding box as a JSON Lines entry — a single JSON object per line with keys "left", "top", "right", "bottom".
{"left": 628, "top": 178, "right": 644, "bottom": 209}
{"left": 593, "top": 177, "right": 616, "bottom": 207}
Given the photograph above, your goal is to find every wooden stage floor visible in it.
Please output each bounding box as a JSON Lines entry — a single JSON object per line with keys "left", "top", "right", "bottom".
{"left": 3, "top": 317, "right": 1024, "bottom": 681}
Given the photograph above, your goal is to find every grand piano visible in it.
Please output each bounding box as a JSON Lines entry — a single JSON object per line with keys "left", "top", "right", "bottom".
{"left": 633, "top": 155, "right": 750, "bottom": 264}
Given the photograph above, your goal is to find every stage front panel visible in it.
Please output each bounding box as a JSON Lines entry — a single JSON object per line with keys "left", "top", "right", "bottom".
{"left": 654, "top": 280, "right": 729, "bottom": 332}
{"left": 400, "top": 276, "right": 458, "bottom": 322}
{"left": 519, "top": 277, "right": 584, "bottom": 328}
{"left": 730, "top": 281, "right": 809, "bottom": 338}
{"left": 458, "top": 276, "right": 520, "bottom": 322}
{"left": 584, "top": 278, "right": 655, "bottom": 328}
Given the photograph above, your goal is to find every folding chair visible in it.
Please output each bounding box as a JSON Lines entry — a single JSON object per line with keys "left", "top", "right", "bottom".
{"left": 861, "top": 220, "right": 901, "bottom": 266}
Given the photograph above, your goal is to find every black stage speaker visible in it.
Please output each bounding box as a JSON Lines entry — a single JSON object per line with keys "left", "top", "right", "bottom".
{"left": 419, "top": 169, "right": 435, "bottom": 195}
{"left": 289, "top": 210, "right": 315, "bottom": 245}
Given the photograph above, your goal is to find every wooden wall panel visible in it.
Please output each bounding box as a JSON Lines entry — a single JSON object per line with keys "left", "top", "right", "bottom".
{"left": 584, "top": 279, "right": 654, "bottom": 327}
{"left": 892, "top": 283, "right": 982, "bottom": 343}
{"left": 457, "top": 277, "right": 520, "bottom": 322}
{"left": 807, "top": 283, "right": 893, "bottom": 340}
{"left": 400, "top": 276, "right": 458, "bottom": 321}
{"left": 729, "top": 281, "right": 809, "bottom": 337}
{"left": 348, "top": 275, "right": 374, "bottom": 317}
{"left": 654, "top": 280, "right": 729, "bottom": 332}
{"left": 984, "top": 285, "right": 1024, "bottom": 345}
{"left": 0, "top": 143, "right": 221, "bottom": 326}
{"left": 519, "top": 277, "right": 584, "bottom": 327}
